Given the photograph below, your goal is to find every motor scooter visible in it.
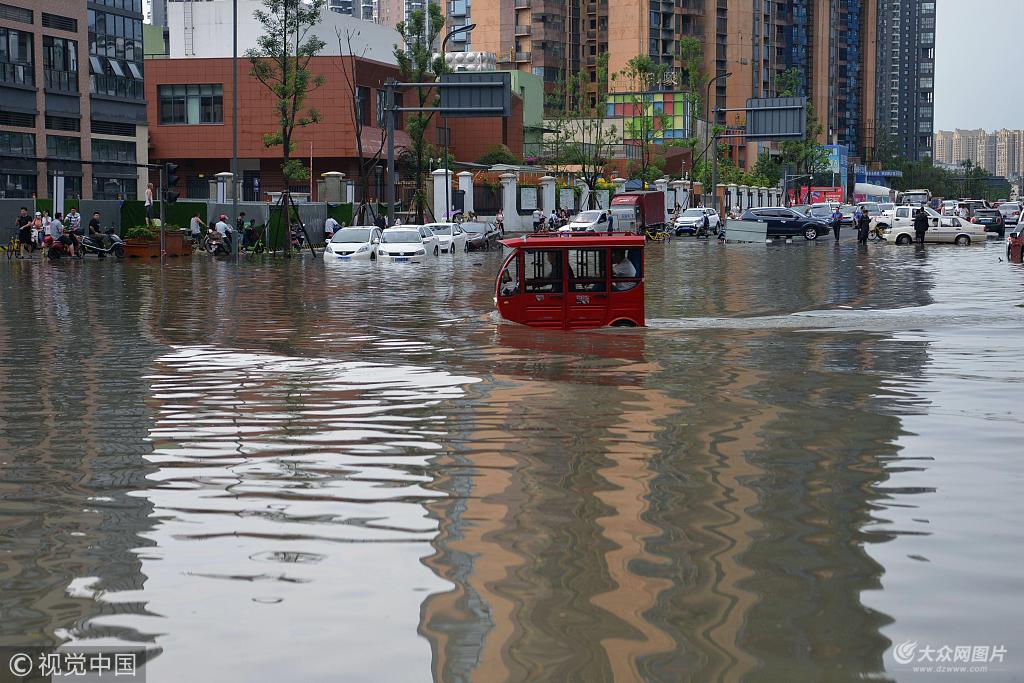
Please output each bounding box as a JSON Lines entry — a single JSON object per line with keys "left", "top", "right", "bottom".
{"left": 81, "top": 228, "right": 125, "bottom": 258}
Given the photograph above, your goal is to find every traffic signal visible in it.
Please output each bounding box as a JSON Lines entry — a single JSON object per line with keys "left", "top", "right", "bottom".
{"left": 164, "top": 161, "right": 180, "bottom": 204}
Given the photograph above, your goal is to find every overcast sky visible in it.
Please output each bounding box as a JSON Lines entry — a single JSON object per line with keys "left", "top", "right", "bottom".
{"left": 934, "top": 0, "right": 1021, "bottom": 131}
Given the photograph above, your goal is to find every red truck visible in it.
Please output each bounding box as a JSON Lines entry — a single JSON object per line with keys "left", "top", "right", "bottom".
{"left": 609, "top": 191, "right": 667, "bottom": 232}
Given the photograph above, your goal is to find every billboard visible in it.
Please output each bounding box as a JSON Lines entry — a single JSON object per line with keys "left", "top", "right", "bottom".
{"left": 788, "top": 186, "right": 844, "bottom": 204}
{"left": 824, "top": 144, "right": 849, "bottom": 195}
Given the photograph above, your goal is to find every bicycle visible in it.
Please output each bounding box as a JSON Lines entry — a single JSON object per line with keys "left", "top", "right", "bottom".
{"left": 644, "top": 226, "right": 671, "bottom": 242}
{"left": 5, "top": 235, "right": 21, "bottom": 259}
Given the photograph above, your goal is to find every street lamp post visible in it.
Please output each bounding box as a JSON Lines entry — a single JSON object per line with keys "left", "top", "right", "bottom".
{"left": 707, "top": 71, "right": 732, "bottom": 213}
{"left": 232, "top": 0, "right": 239, "bottom": 260}
{"left": 439, "top": 23, "right": 476, "bottom": 221}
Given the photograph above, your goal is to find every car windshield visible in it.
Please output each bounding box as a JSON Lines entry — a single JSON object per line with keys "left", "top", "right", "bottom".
{"left": 1001, "top": 203, "right": 1020, "bottom": 211}
{"left": 681, "top": 209, "right": 704, "bottom": 217}
{"left": 426, "top": 224, "right": 452, "bottom": 235}
{"left": 808, "top": 207, "right": 832, "bottom": 216}
{"left": 381, "top": 231, "right": 420, "bottom": 243}
{"left": 880, "top": 204, "right": 895, "bottom": 211}
{"left": 331, "top": 228, "right": 371, "bottom": 243}
{"left": 576, "top": 211, "right": 603, "bottom": 222}
{"left": 840, "top": 207, "right": 855, "bottom": 216}
{"left": 461, "top": 222, "right": 489, "bottom": 234}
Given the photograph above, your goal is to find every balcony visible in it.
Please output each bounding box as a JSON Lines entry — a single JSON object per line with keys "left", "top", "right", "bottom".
{"left": 514, "top": 51, "right": 532, "bottom": 62}
{"left": 514, "top": 0, "right": 530, "bottom": 7}
{"left": 515, "top": 24, "right": 531, "bottom": 36}
{"left": 587, "top": 2, "right": 596, "bottom": 13}
{"left": 586, "top": 29, "right": 596, "bottom": 40}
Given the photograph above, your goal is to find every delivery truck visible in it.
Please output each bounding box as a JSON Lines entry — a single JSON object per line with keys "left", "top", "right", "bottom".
{"left": 609, "top": 191, "right": 667, "bottom": 233}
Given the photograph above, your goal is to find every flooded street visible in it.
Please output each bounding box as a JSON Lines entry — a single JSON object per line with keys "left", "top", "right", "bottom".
{"left": 1, "top": 239, "right": 1022, "bottom": 682}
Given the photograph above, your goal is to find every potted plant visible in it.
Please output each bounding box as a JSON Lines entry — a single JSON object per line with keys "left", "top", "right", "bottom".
{"left": 122, "top": 225, "right": 161, "bottom": 258}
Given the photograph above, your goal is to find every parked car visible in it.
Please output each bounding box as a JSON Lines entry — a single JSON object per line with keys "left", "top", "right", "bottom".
{"left": 998, "top": 201, "right": 1021, "bottom": 226}
{"left": 461, "top": 221, "right": 501, "bottom": 251}
{"left": 564, "top": 210, "right": 610, "bottom": 232}
{"left": 673, "top": 208, "right": 720, "bottom": 235}
{"left": 872, "top": 205, "right": 941, "bottom": 232}
{"left": 323, "top": 225, "right": 382, "bottom": 260}
{"left": 940, "top": 199, "right": 959, "bottom": 215}
{"left": 878, "top": 202, "right": 896, "bottom": 213}
{"left": 740, "top": 207, "right": 827, "bottom": 240}
{"left": 971, "top": 208, "right": 1005, "bottom": 237}
{"left": 423, "top": 222, "right": 467, "bottom": 253}
{"left": 857, "top": 201, "right": 882, "bottom": 218}
{"left": 378, "top": 226, "right": 438, "bottom": 262}
{"left": 883, "top": 215, "right": 986, "bottom": 245}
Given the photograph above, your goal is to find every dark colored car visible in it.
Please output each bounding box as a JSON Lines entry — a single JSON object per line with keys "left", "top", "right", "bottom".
{"left": 741, "top": 207, "right": 827, "bottom": 240}
{"left": 972, "top": 209, "right": 1004, "bottom": 237}
{"left": 461, "top": 221, "right": 500, "bottom": 251}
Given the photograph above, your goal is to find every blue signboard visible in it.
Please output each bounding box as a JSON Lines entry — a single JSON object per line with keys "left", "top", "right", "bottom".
{"left": 824, "top": 144, "right": 849, "bottom": 193}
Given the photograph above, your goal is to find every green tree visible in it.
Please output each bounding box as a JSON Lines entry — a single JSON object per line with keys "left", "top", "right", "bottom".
{"left": 246, "top": 0, "right": 326, "bottom": 187}
{"left": 476, "top": 144, "right": 522, "bottom": 166}
{"left": 394, "top": 5, "right": 446, "bottom": 223}
{"left": 546, "top": 53, "right": 619, "bottom": 209}
{"left": 677, "top": 37, "right": 705, "bottom": 138}
{"left": 619, "top": 55, "right": 671, "bottom": 188}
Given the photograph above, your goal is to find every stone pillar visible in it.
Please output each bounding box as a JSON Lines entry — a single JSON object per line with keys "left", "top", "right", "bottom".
{"left": 215, "top": 172, "right": 235, "bottom": 202}
{"left": 738, "top": 185, "right": 750, "bottom": 210}
{"left": 716, "top": 184, "right": 727, "bottom": 214}
{"left": 727, "top": 184, "right": 738, "bottom": 213}
{"left": 578, "top": 180, "right": 592, "bottom": 211}
{"left": 457, "top": 171, "right": 474, "bottom": 214}
{"left": 539, "top": 175, "right": 557, "bottom": 214}
{"left": 320, "top": 171, "right": 344, "bottom": 203}
{"left": 500, "top": 173, "right": 520, "bottom": 231}
{"left": 432, "top": 168, "right": 453, "bottom": 221}
{"left": 613, "top": 177, "right": 627, "bottom": 195}
{"left": 654, "top": 177, "right": 670, "bottom": 218}
{"left": 670, "top": 180, "right": 686, "bottom": 211}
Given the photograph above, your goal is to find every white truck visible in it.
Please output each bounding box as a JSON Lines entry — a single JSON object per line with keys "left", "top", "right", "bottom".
{"left": 899, "top": 189, "right": 931, "bottom": 207}
{"left": 872, "top": 205, "right": 940, "bottom": 232}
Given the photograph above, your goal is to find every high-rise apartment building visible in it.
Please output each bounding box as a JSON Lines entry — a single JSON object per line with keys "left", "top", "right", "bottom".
{"left": 936, "top": 128, "right": 1024, "bottom": 179}
{"left": 0, "top": 0, "right": 148, "bottom": 199}
{"left": 932, "top": 129, "right": 953, "bottom": 165}
{"left": 328, "top": 0, "right": 374, "bottom": 21}
{"left": 874, "top": 0, "right": 935, "bottom": 160}
{"left": 951, "top": 128, "right": 986, "bottom": 169}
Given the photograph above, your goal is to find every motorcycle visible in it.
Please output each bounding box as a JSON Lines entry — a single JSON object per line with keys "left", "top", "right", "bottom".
{"left": 204, "top": 228, "right": 233, "bottom": 257}
{"left": 81, "top": 229, "right": 125, "bottom": 258}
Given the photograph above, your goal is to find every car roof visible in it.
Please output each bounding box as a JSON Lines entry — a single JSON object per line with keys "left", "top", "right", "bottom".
{"left": 383, "top": 226, "right": 421, "bottom": 232}
{"left": 502, "top": 234, "right": 645, "bottom": 249}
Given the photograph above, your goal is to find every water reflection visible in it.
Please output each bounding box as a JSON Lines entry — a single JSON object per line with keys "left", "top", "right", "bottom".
{"left": 1, "top": 240, "right": 1021, "bottom": 682}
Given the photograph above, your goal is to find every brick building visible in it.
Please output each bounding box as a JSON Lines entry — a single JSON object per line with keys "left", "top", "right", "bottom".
{"left": 145, "top": 56, "right": 524, "bottom": 201}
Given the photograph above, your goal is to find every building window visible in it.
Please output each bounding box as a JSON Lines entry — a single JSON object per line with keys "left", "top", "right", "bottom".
{"left": 93, "top": 176, "right": 137, "bottom": 200}
{"left": 0, "top": 130, "right": 35, "bottom": 156}
{"left": 0, "top": 27, "right": 34, "bottom": 85}
{"left": 158, "top": 84, "right": 224, "bottom": 124}
{"left": 46, "top": 135, "right": 80, "bottom": 159}
{"left": 88, "top": 9, "right": 144, "bottom": 100}
{"left": 355, "top": 85, "right": 370, "bottom": 125}
{"left": 0, "top": 173, "right": 36, "bottom": 198}
{"left": 91, "top": 138, "right": 136, "bottom": 162}
{"left": 43, "top": 36, "right": 79, "bottom": 92}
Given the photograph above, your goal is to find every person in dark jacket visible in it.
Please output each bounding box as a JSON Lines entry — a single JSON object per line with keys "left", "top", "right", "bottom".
{"left": 913, "top": 208, "right": 929, "bottom": 244}
{"left": 830, "top": 207, "right": 843, "bottom": 240}
{"left": 857, "top": 209, "right": 871, "bottom": 244}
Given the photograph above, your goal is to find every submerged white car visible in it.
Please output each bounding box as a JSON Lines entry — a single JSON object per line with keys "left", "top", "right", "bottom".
{"left": 323, "top": 226, "right": 382, "bottom": 260}
{"left": 563, "top": 210, "right": 610, "bottom": 232}
{"left": 883, "top": 215, "right": 987, "bottom": 245}
{"left": 378, "top": 227, "right": 436, "bottom": 262}
{"left": 423, "top": 222, "right": 467, "bottom": 253}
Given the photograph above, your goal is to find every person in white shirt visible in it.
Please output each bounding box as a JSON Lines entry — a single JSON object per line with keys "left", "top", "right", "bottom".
{"left": 611, "top": 249, "right": 637, "bottom": 290}
{"left": 324, "top": 216, "right": 340, "bottom": 240}
{"left": 145, "top": 183, "right": 154, "bottom": 226}
{"left": 532, "top": 208, "right": 543, "bottom": 232}
{"left": 189, "top": 213, "right": 206, "bottom": 243}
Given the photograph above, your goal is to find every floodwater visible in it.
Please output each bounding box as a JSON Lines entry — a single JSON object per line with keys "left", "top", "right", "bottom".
{"left": 1, "top": 237, "right": 1022, "bottom": 682}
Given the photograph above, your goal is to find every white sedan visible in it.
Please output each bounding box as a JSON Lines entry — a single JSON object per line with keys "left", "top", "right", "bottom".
{"left": 423, "top": 222, "right": 467, "bottom": 253}
{"left": 378, "top": 227, "right": 438, "bottom": 262}
{"left": 323, "top": 226, "right": 382, "bottom": 260}
{"left": 883, "top": 215, "right": 987, "bottom": 245}
{"left": 673, "top": 208, "right": 720, "bottom": 235}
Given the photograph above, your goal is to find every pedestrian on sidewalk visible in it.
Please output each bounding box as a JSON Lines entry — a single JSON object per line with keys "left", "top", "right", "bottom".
{"left": 831, "top": 206, "right": 843, "bottom": 241}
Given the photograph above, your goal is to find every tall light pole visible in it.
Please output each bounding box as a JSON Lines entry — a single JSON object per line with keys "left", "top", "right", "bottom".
{"left": 707, "top": 71, "right": 731, "bottom": 212}
{"left": 231, "top": 0, "right": 239, "bottom": 260}
{"left": 439, "top": 23, "right": 475, "bottom": 221}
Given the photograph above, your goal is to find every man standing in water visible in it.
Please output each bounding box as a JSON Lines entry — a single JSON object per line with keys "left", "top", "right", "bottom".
{"left": 857, "top": 208, "right": 870, "bottom": 244}
{"left": 913, "top": 207, "right": 929, "bottom": 244}
{"left": 830, "top": 206, "right": 843, "bottom": 241}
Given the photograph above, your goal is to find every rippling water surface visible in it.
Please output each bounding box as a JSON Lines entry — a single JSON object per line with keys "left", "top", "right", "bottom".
{"left": 1, "top": 238, "right": 1023, "bottom": 682}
